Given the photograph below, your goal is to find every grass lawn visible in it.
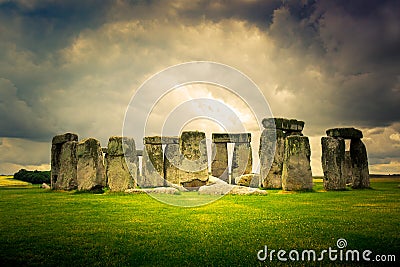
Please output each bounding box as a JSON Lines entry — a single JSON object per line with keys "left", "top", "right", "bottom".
{"left": 0, "top": 177, "right": 399, "bottom": 266}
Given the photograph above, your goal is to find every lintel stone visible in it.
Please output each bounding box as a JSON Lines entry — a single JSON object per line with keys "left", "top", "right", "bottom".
{"left": 212, "top": 133, "right": 251, "bottom": 143}
{"left": 143, "top": 136, "right": 179, "bottom": 144}
{"left": 326, "top": 128, "right": 363, "bottom": 139}
{"left": 262, "top": 118, "right": 304, "bottom": 132}
{"left": 52, "top": 133, "right": 78, "bottom": 145}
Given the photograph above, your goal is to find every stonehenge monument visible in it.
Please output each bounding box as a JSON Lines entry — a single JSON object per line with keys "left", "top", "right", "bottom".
{"left": 321, "top": 128, "right": 370, "bottom": 190}
{"left": 259, "top": 118, "right": 312, "bottom": 190}
{"left": 50, "top": 120, "right": 371, "bottom": 193}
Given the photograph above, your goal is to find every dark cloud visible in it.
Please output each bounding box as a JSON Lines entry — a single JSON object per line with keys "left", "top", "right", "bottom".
{"left": 0, "top": 0, "right": 399, "bottom": 174}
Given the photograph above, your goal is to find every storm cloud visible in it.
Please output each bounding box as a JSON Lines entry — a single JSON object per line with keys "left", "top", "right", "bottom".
{"left": 0, "top": 0, "right": 399, "bottom": 174}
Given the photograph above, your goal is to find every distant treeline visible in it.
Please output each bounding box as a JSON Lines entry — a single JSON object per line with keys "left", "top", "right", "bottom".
{"left": 13, "top": 169, "right": 50, "bottom": 184}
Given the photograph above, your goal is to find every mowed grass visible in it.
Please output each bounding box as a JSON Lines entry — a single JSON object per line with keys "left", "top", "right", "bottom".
{"left": 0, "top": 178, "right": 399, "bottom": 266}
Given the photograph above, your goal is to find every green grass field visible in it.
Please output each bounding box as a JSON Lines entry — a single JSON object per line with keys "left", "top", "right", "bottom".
{"left": 0, "top": 176, "right": 399, "bottom": 266}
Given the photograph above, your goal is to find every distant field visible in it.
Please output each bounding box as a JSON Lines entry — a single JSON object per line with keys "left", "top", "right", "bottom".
{"left": 0, "top": 177, "right": 399, "bottom": 266}
{"left": 0, "top": 175, "right": 31, "bottom": 187}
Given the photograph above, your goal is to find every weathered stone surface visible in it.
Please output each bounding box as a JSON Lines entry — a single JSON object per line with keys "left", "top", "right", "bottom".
{"left": 282, "top": 136, "right": 313, "bottom": 191}
{"left": 107, "top": 136, "right": 136, "bottom": 156}
{"left": 76, "top": 138, "right": 106, "bottom": 191}
{"left": 179, "top": 131, "right": 209, "bottom": 187}
{"left": 262, "top": 118, "right": 304, "bottom": 132}
{"left": 235, "top": 173, "right": 260, "bottom": 188}
{"left": 231, "top": 142, "right": 252, "bottom": 184}
{"left": 198, "top": 183, "right": 267, "bottom": 195}
{"left": 350, "top": 139, "right": 370, "bottom": 189}
{"left": 344, "top": 151, "right": 353, "bottom": 184}
{"left": 140, "top": 142, "right": 164, "bottom": 187}
{"left": 326, "top": 128, "right": 363, "bottom": 139}
{"left": 143, "top": 136, "right": 179, "bottom": 144}
{"left": 52, "top": 133, "right": 78, "bottom": 145}
{"left": 164, "top": 143, "right": 182, "bottom": 185}
{"left": 41, "top": 183, "right": 50, "bottom": 189}
{"left": 321, "top": 137, "right": 346, "bottom": 190}
{"left": 198, "top": 181, "right": 232, "bottom": 195}
{"left": 260, "top": 129, "right": 285, "bottom": 189}
{"left": 211, "top": 142, "right": 229, "bottom": 183}
{"left": 212, "top": 133, "right": 251, "bottom": 143}
{"left": 51, "top": 140, "right": 78, "bottom": 190}
{"left": 125, "top": 187, "right": 179, "bottom": 195}
{"left": 229, "top": 186, "right": 268, "bottom": 195}
{"left": 105, "top": 137, "right": 138, "bottom": 192}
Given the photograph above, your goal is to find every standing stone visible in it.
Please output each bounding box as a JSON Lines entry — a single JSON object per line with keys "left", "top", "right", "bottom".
{"left": 164, "top": 142, "right": 182, "bottom": 185}
{"left": 141, "top": 137, "right": 164, "bottom": 187}
{"left": 282, "top": 136, "right": 313, "bottom": 191}
{"left": 321, "top": 137, "right": 346, "bottom": 190}
{"left": 260, "top": 129, "right": 285, "bottom": 189}
{"left": 211, "top": 142, "right": 229, "bottom": 183}
{"left": 343, "top": 151, "right": 353, "bottom": 184}
{"left": 105, "top": 136, "right": 138, "bottom": 192}
{"left": 179, "top": 131, "right": 208, "bottom": 188}
{"left": 51, "top": 133, "right": 78, "bottom": 190}
{"left": 231, "top": 142, "right": 252, "bottom": 184}
{"left": 76, "top": 138, "right": 106, "bottom": 191}
{"left": 350, "top": 139, "right": 370, "bottom": 189}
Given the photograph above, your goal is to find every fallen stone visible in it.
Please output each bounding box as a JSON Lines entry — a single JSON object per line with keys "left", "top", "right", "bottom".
{"left": 326, "top": 128, "right": 363, "bottom": 139}
{"left": 41, "top": 183, "right": 50, "bottom": 189}
{"left": 125, "top": 187, "right": 179, "bottom": 194}
{"left": 198, "top": 183, "right": 267, "bottom": 195}
{"left": 235, "top": 174, "right": 258, "bottom": 187}
{"left": 198, "top": 182, "right": 233, "bottom": 195}
{"left": 229, "top": 186, "right": 268, "bottom": 195}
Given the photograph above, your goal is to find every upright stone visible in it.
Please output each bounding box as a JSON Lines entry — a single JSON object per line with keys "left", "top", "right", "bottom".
{"left": 350, "top": 139, "right": 370, "bottom": 189}
{"left": 321, "top": 137, "right": 346, "bottom": 190}
{"left": 105, "top": 136, "right": 138, "bottom": 192}
{"left": 343, "top": 151, "right": 353, "bottom": 184}
{"left": 164, "top": 143, "right": 182, "bottom": 185}
{"left": 282, "top": 136, "right": 313, "bottom": 191}
{"left": 51, "top": 133, "right": 78, "bottom": 190}
{"left": 76, "top": 138, "right": 106, "bottom": 191}
{"left": 260, "top": 129, "right": 285, "bottom": 189}
{"left": 179, "top": 131, "right": 208, "bottom": 188}
{"left": 211, "top": 142, "right": 229, "bottom": 183}
{"left": 232, "top": 142, "right": 252, "bottom": 184}
{"left": 141, "top": 137, "right": 164, "bottom": 187}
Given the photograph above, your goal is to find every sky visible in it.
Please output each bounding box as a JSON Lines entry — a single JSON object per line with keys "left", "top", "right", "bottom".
{"left": 0, "top": 0, "right": 399, "bottom": 175}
